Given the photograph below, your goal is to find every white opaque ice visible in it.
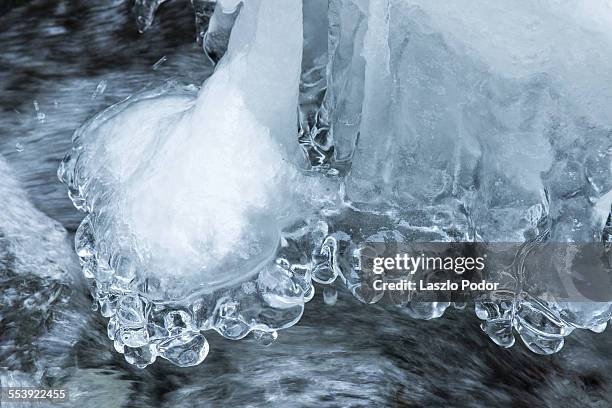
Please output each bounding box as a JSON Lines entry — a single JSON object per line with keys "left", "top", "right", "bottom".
{"left": 217, "top": 0, "right": 241, "bottom": 13}
{"left": 76, "top": 0, "right": 305, "bottom": 289}
{"left": 405, "top": 0, "right": 612, "bottom": 126}
{"left": 216, "top": 0, "right": 303, "bottom": 157}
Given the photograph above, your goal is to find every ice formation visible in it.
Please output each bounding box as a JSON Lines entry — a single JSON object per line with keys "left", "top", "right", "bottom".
{"left": 0, "top": 156, "right": 84, "bottom": 386}
{"left": 61, "top": 0, "right": 338, "bottom": 368}
{"left": 60, "top": 0, "right": 612, "bottom": 367}
{"left": 320, "top": 0, "right": 612, "bottom": 350}
{"left": 0, "top": 157, "right": 76, "bottom": 282}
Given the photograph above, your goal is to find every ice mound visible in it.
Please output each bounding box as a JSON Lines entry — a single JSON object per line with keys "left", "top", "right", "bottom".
{"left": 60, "top": 0, "right": 340, "bottom": 367}
{"left": 80, "top": 81, "right": 296, "bottom": 293}
{"left": 63, "top": 0, "right": 308, "bottom": 292}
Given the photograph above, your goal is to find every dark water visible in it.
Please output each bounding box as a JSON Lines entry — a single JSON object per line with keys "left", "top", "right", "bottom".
{"left": 0, "top": 1, "right": 611, "bottom": 406}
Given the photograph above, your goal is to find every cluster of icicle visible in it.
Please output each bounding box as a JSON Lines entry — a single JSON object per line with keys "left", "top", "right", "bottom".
{"left": 59, "top": 0, "right": 612, "bottom": 367}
